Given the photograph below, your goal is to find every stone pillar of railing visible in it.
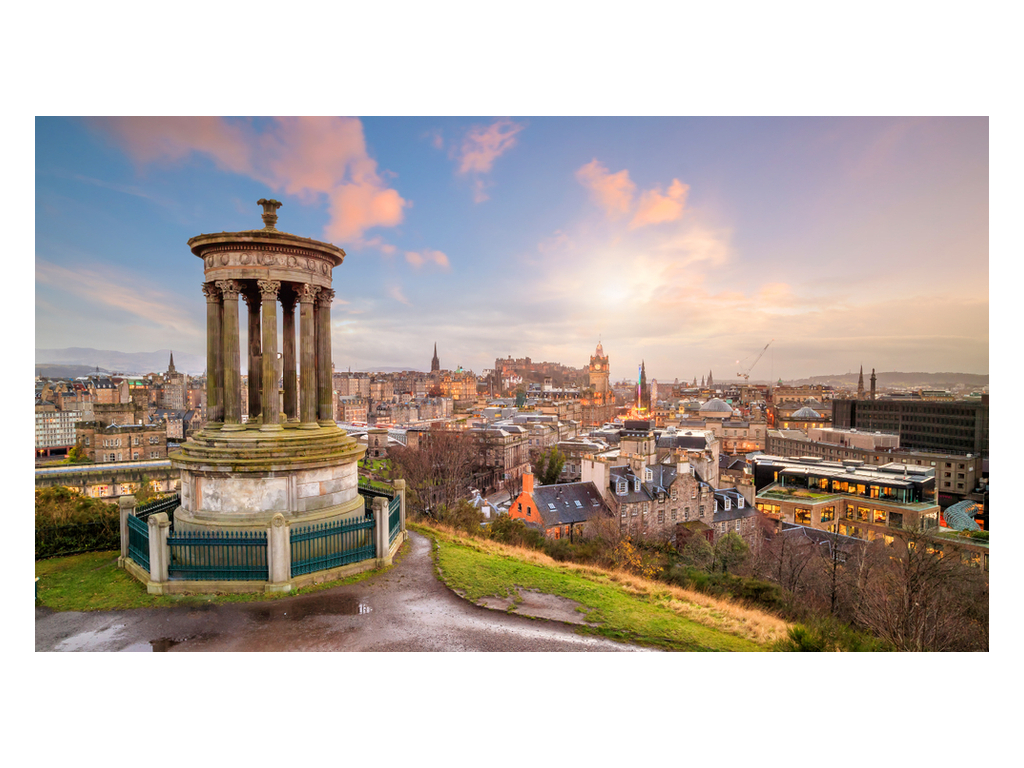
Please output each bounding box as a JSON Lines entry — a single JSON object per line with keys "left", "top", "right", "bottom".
{"left": 259, "top": 279, "right": 282, "bottom": 431}
{"left": 117, "top": 494, "right": 136, "bottom": 568}
{"left": 244, "top": 286, "right": 263, "bottom": 423}
{"left": 147, "top": 512, "right": 171, "bottom": 592}
{"left": 217, "top": 280, "right": 244, "bottom": 430}
{"left": 267, "top": 513, "right": 291, "bottom": 591}
{"left": 298, "top": 283, "right": 320, "bottom": 428}
{"left": 202, "top": 282, "right": 223, "bottom": 427}
{"left": 393, "top": 479, "right": 407, "bottom": 539}
{"left": 316, "top": 288, "right": 335, "bottom": 426}
{"left": 281, "top": 287, "right": 298, "bottom": 422}
{"left": 373, "top": 496, "right": 389, "bottom": 566}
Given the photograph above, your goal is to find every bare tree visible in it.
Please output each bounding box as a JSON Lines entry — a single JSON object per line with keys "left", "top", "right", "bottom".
{"left": 853, "top": 531, "right": 988, "bottom": 651}
{"left": 388, "top": 429, "right": 484, "bottom": 515}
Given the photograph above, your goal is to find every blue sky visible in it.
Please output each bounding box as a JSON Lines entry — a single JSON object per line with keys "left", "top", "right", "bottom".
{"left": 35, "top": 116, "right": 988, "bottom": 381}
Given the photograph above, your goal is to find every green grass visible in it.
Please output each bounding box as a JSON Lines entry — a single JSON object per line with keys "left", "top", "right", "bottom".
{"left": 35, "top": 548, "right": 403, "bottom": 612}
{"left": 421, "top": 527, "right": 766, "bottom": 651}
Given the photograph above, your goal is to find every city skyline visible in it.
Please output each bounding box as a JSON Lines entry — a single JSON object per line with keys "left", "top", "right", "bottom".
{"left": 35, "top": 116, "right": 989, "bottom": 382}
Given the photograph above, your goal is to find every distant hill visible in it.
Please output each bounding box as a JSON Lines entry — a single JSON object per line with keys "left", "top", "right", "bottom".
{"left": 784, "top": 372, "right": 988, "bottom": 390}
{"left": 35, "top": 364, "right": 112, "bottom": 379}
{"left": 35, "top": 348, "right": 206, "bottom": 376}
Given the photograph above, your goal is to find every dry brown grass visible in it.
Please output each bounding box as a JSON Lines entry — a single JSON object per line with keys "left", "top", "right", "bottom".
{"left": 415, "top": 521, "right": 791, "bottom": 646}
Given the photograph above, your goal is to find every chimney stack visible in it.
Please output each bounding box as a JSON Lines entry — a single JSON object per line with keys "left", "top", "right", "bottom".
{"left": 522, "top": 468, "right": 534, "bottom": 495}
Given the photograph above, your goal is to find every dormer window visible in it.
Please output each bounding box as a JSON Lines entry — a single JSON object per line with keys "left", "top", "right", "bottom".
{"left": 616, "top": 480, "right": 627, "bottom": 495}
{"left": 633, "top": 478, "right": 640, "bottom": 493}
{"left": 737, "top": 497, "right": 744, "bottom": 508}
{"left": 644, "top": 468, "right": 653, "bottom": 482}
{"left": 723, "top": 498, "right": 731, "bottom": 510}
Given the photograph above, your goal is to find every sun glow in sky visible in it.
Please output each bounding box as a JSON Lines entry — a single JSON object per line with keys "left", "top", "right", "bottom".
{"left": 35, "top": 116, "right": 988, "bottom": 381}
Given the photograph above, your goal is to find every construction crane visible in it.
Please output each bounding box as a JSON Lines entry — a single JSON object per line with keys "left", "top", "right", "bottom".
{"left": 737, "top": 339, "right": 773, "bottom": 381}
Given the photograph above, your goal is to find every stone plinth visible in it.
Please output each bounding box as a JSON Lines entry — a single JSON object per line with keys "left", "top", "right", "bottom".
{"left": 171, "top": 417, "right": 366, "bottom": 532}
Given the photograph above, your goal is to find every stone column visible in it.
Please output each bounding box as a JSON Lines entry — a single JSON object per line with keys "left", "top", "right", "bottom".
{"left": 147, "top": 512, "right": 171, "bottom": 591}
{"left": 117, "top": 495, "right": 136, "bottom": 568}
{"left": 202, "top": 282, "right": 223, "bottom": 426}
{"left": 281, "top": 287, "right": 298, "bottom": 422}
{"left": 217, "top": 280, "right": 244, "bottom": 429}
{"left": 259, "top": 279, "right": 282, "bottom": 431}
{"left": 244, "top": 286, "right": 263, "bottom": 423}
{"left": 266, "top": 513, "right": 291, "bottom": 591}
{"left": 373, "top": 496, "right": 389, "bottom": 566}
{"left": 316, "top": 288, "right": 335, "bottom": 426}
{"left": 297, "top": 283, "right": 320, "bottom": 427}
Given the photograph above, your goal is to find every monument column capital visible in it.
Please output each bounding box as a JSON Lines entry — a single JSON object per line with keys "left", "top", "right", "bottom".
{"left": 216, "top": 280, "right": 242, "bottom": 301}
{"left": 315, "top": 288, "right": 335, "bottom": 308}
{"left": 201, "top": 282, "right": 221, "bottom": 302}
{"left": 258, "top": 279, "right": 282, "bottom": 300}
{"left": 243, "top": 285, "right": 263, "bottom": 310}
{"left": 297, "top": 283, "right": 320, "bottom": 304}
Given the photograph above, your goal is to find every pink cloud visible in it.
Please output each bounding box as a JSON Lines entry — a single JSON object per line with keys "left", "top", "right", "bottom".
{"left": 404, "top": 249, "right": 450, "bottom": 270}
{"left": 457, "top": 118, "right": 524, "bottom": 175}
{"left": 360, "top": 236, "right": 397, "bottom": 256}
{"left": 472, "top": 178, "right": 490, "bottom": 203}
{"left": 576, "top": 159, "right": 636, "bottom": 218}
{"left": 387, "top": 285, "right": 411, "bottom": 305}
{"left": 629, "top": 178, "right": 689, "bottom": 229}
{"left": 89, "top": 116, "right": 407, "bottom": 243}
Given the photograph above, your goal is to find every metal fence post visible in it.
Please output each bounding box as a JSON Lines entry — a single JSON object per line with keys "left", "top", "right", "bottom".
{"left": 117, "top": 494, "right": 136, "bottom": 569}
{"left": 373, "top": 496, "right": 389, "bottom": 566}
{"left": 267, "top": 513, "right": 291, "bottom": 591}
{"left": 147, "top": 512, "right": 171, "bottom": 590}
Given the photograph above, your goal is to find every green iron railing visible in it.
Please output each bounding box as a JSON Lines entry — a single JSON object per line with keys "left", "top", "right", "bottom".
{"left": 167, "top": 529, "right": 268, "bottom": 581}
{"left": 358, "top": 478, "right": 396, "bottom": 498}
{"left": 136, "top": 493, "right": 180, "bottom": 522}
{"left": 388, "top": 494, "right": 401, "bottom": 546}
{"left": 291, "top": 514, "right": 376, "bottom": 577}
{"left": 126, "top": 513, "right": 150, "bottom": 571}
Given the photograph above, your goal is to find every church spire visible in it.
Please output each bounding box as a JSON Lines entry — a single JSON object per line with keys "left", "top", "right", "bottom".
{"left": 858, "top": 365, "right": 865, "bottom": 399}
{"left": 431, "top": 342, "right": 440, "bottom": 372}
{"left": 168, "top": 351, "right": 176, "bottom": 374}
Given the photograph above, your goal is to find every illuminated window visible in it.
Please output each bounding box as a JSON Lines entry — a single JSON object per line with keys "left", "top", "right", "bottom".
{"left": 857, "top": 506, "right": 869, "bottom": 521}
{"left": 820, "top": 506, "right": 835, "bottom": 523}
{"left": 795, "top": 508, "right": 811, "bottom": 524}
{"left": 873, "top": 509, "right": 887, "bottom": 524}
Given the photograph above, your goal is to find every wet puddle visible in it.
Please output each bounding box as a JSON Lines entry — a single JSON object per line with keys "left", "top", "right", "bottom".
{"left": 122, "top": 634, "right": 216, "bottom": 651}
{"left": 250, "top": 595, "right": 371, "bottom": 622}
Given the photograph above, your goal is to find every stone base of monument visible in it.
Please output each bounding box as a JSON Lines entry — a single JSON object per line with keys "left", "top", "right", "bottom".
{"left": 170, "top": 421, "right": 367, "bottom": 531}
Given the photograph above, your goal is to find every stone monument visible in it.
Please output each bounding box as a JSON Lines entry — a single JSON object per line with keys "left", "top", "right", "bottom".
{"left": 170, "top": 200, "right": 366, "bottom": 533}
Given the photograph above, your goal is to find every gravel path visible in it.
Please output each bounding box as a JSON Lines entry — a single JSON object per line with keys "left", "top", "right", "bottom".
{"left": 35, "top": 531, "right": 650, "bottom": 652}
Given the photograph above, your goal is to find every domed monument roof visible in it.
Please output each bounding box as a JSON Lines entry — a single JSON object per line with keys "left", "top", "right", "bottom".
{"left": 700, "top": 397, "right": 732, "bottom": 413}
{"left": 792, "top": 406, "right": 821, "bottom": 419}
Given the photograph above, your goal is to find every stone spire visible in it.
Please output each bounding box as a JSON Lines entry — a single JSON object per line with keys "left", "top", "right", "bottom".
{"left": 870, "top": 368, "right": 877, "bottom": 400}
{"left": 168, "top": 351, "right": 176, "bottom": 374}
{"left": 858, "top": 365, "right": 865, "bottom": 400}
{"left": 708, "top": 370, "right": 714, "bottom": 388}
{"left": 431, "top": 342, "right": 440, "bottom": 372}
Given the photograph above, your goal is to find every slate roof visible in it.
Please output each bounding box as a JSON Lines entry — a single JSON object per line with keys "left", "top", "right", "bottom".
{"left": 657, "top": 432, "right": 709, "bottom": 451}
{"left": 712, "top": 488, "right": 757, "bottom": 523}
{"left": 531, "top": 481, "right": 611, "bottom": 527}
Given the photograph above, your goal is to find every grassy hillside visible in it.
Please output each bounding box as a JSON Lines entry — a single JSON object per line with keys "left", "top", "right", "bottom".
{"left": 415, "top": 522, "right": 790, "bottom": 651}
